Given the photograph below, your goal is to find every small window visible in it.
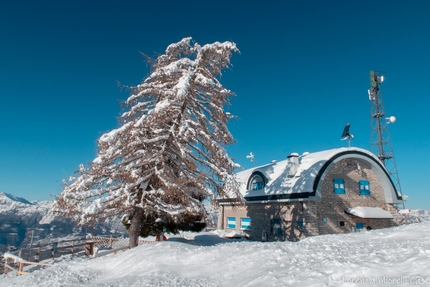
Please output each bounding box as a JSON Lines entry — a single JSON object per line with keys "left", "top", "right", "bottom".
{"left": 297, "top": 221, "right": 304, "bottom": 227}
{"left": 339, "top": 221, "right": 345, "bottom": 227}
{"left": 272, "top": 219, "right": 282, "bottom": 235}
{"left": 253, "top": 181, "right": 264, "bottom": 190}
{"left": 333, "top": 178, "right": 345, "bottom": 194}
{"left": 356, "top": 222, "right": 365, "bottom": 230}
{"left": 249, "top": 174, "right": 265, "bottom": 190}
{"left": 359, "top": 180, "right": 370, "bottom": 196}
{"left": 241, "top": 217, "right": 251, "bottom": 230}
{"left": 227, "top": 217, "right": 236, "bottom": 229}
{"left": 322, "top": 218, "right": 327, "bottom": 223}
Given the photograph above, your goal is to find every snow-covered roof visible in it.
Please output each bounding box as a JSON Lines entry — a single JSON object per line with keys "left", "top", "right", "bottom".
{"left": 346, "top": 206, "right": 393, "bottom": 219}
{"left": 225, "top": 147, "right": 402, "bottom": 204}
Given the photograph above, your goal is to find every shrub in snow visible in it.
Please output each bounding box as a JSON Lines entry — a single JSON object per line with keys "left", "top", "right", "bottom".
{"left": 54, "top": 37, "right": 241, "bottom": 247}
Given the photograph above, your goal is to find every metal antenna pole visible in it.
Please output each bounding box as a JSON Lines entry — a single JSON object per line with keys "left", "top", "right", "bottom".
{"left": 368, "top": 71, "right": 404, "bottom": 208}
{"left": 246, "top": 152, "right": 256, "bottom": 167}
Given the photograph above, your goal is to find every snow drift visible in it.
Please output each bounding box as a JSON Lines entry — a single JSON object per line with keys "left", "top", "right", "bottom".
{"left": 2, "top": 220, "right": 430, "bottom": 286}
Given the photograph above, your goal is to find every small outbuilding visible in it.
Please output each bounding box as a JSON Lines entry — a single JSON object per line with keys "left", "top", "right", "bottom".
{"left": 217, "top": 147, "right": 404, "bottom": 241}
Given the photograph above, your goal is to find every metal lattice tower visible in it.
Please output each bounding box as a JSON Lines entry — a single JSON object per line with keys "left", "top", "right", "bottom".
{"left": 368, "top": 71, "right": 404, "bottom": 207}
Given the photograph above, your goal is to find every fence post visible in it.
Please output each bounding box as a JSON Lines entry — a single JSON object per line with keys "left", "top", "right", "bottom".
{"left": 36, "top": 247, "right": 41, "bottom": 262}
{"left": 3, "top": 258, "right": 7, "bottom": 277}
{"left": 51, "top": 242, "right": 58, "bottom": 259}
{"left": 18, "top": 261, "right": 24, "bottom": 275}
{"left": 109, "top": 235, "right": 113, "bottom": 248}
{"left": 18, "top": 250, "right": 22, "bottom": 258}
{"left": 85, "top": 242, "right": 95, "bottom": 256}
{"left": 71, "top": 240, "right": 74, "bottom": 255}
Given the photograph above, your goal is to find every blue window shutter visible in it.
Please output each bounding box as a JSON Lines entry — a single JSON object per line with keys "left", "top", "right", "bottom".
{"left": 359, "top": 180, "right": 370, "bottom": 195}
{"left": 241, "top": 218, "right": 251, "bottom": 230}
{"left": 333, "top": 178, "right": 345, "bottom": 194}
{"left": 227, "top": 217, "right": 236, "bottom": 229}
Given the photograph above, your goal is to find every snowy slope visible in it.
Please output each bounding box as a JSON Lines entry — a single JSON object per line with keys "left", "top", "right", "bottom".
{"left": 2, "top": 221, "right": 430, "bottom": 287}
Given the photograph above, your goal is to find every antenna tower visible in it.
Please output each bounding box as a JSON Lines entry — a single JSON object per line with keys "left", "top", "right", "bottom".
{"left": 368, "top": 71, "right": 404, "bottom": 207}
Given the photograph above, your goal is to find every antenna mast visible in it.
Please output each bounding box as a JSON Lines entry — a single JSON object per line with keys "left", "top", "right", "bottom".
{"left": 368, "top": 71, "right": 404, "bottom": 207}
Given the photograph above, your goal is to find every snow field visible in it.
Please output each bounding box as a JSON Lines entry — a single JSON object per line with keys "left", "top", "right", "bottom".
{"left": 2, "top": 221, "right": 430, "bottom": 286}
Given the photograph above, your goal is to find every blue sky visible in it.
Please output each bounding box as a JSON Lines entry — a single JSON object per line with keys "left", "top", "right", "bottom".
{"left": 1, "top": 1, "right": 429, "bottom": 209}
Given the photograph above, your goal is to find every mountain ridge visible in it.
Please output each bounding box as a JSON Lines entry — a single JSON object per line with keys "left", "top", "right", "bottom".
{"left": 0, "top": 192, "right": 126, "bottom": 253}
{"left": 0, "top": 192, "right": 34, "bottom": 205}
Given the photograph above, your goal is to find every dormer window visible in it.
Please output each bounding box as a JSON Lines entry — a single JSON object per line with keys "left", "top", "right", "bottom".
{"left": 248, "top": 173, "right": 265, "bottom": 190}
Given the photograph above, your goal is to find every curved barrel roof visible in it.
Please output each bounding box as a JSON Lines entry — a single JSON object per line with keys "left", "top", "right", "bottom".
{"left": 232, "top": 147, "right": 402, "bottom": 204}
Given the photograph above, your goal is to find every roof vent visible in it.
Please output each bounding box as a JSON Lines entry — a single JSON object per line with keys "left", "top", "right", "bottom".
{"left": 287, "top": 153, "right": 299, "bottom": 176}
{"left": 287, "top": 153, "right": 299, "bottom": 158}
{"left": 271, "top": 160, "right": 277, "bottom": 164}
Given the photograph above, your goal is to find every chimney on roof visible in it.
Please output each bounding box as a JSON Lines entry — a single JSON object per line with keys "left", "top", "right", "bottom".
{"left": 287, "top": 153, "right": 299, "bottom": 176}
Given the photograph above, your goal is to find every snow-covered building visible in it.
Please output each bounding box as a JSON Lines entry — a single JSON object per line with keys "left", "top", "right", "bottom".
{"left": 217, "top": 147, "right": 404, "bottom": 241}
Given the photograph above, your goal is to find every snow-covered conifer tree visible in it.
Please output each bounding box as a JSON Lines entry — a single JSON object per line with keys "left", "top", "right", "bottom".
{"left": 55, "top": 37, "right": 241, "bottom": 247}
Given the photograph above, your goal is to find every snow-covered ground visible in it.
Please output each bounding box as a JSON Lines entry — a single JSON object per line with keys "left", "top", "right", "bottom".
{"left": 2, "top": 221, "right": 430, "bottom": 287}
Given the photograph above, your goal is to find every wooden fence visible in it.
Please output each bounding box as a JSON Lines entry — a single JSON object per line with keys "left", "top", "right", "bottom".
{"left": 2, "top": 236, "right": 153, "bottom": 277}
{"left": 3, "top": 256, "right": 52, "bottom": 276}
{"left": 2, "top": 238, "right": 93, "bottom": 277}
{"left": 88, "top": 236, "right": 152, "bottom": 250}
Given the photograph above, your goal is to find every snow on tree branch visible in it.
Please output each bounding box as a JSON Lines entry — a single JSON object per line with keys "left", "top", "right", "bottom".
{"left": 54, "top": 37, "right": 241, "bottom": 245}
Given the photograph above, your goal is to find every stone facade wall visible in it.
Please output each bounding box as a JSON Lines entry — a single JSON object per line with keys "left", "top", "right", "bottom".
{"left": 219, "top": 158, "right": 397, "bottom": 241}
{"left": 314, "top": 158, "right": 396, "bottom": 234}
{"left": 219, "top": 202, "right": 320, "bottom": 242}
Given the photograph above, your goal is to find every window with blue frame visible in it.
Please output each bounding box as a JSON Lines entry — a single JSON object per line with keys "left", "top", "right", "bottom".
{"left": 227, "top": 217, "right": 236, "bottom": 229}
{"left": 253, "top": 181, "right": 264, "bottom": 190}
{"left": 271, "top": 219, "right": 282, "bottom": 235}
{"left": 356, "top": 222, "right": 364, "bottom": 230}
{"left": 250, "top": 174, "right": 265, "bottom": 190}
{"left": 241, "top": 218, "right": 251, "bottom": 230}
{"left": 359, "top": 180, "right": 370, "bottom": 195}
{"left": 333, "top": 178, "right": 345, "bottom": 194}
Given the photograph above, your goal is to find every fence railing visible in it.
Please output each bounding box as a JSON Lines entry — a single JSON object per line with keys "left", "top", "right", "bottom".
{"left": 2, "top": 238, "right": 93, "bottom": 277}
{"left": 88, "top": 236, "right": 152, "bottom": 250}
{"left": 2, "top": 235, "right": 154, "bottom": 277}
{"left": 3, "top": 254, "right": 53, "bottom": 276}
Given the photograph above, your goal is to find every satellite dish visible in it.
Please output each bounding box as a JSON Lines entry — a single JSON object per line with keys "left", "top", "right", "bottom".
{"left": 402, "top": 195, "right": 409, "bottom": 201}
{"left": 385, "top": 116, "right": 396, "bottom": 124}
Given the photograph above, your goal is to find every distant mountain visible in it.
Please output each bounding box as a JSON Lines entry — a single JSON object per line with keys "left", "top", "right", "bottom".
{"left": 0, "top": 192, "right": 127, "bottom": 253}
{"left": 0, "top": 193, "right": 33, "bottom": 205}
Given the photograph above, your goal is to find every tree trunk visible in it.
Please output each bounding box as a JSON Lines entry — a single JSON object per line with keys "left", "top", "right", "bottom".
{"left": 128, "top": 206, "right": 143, "bottom": 248}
